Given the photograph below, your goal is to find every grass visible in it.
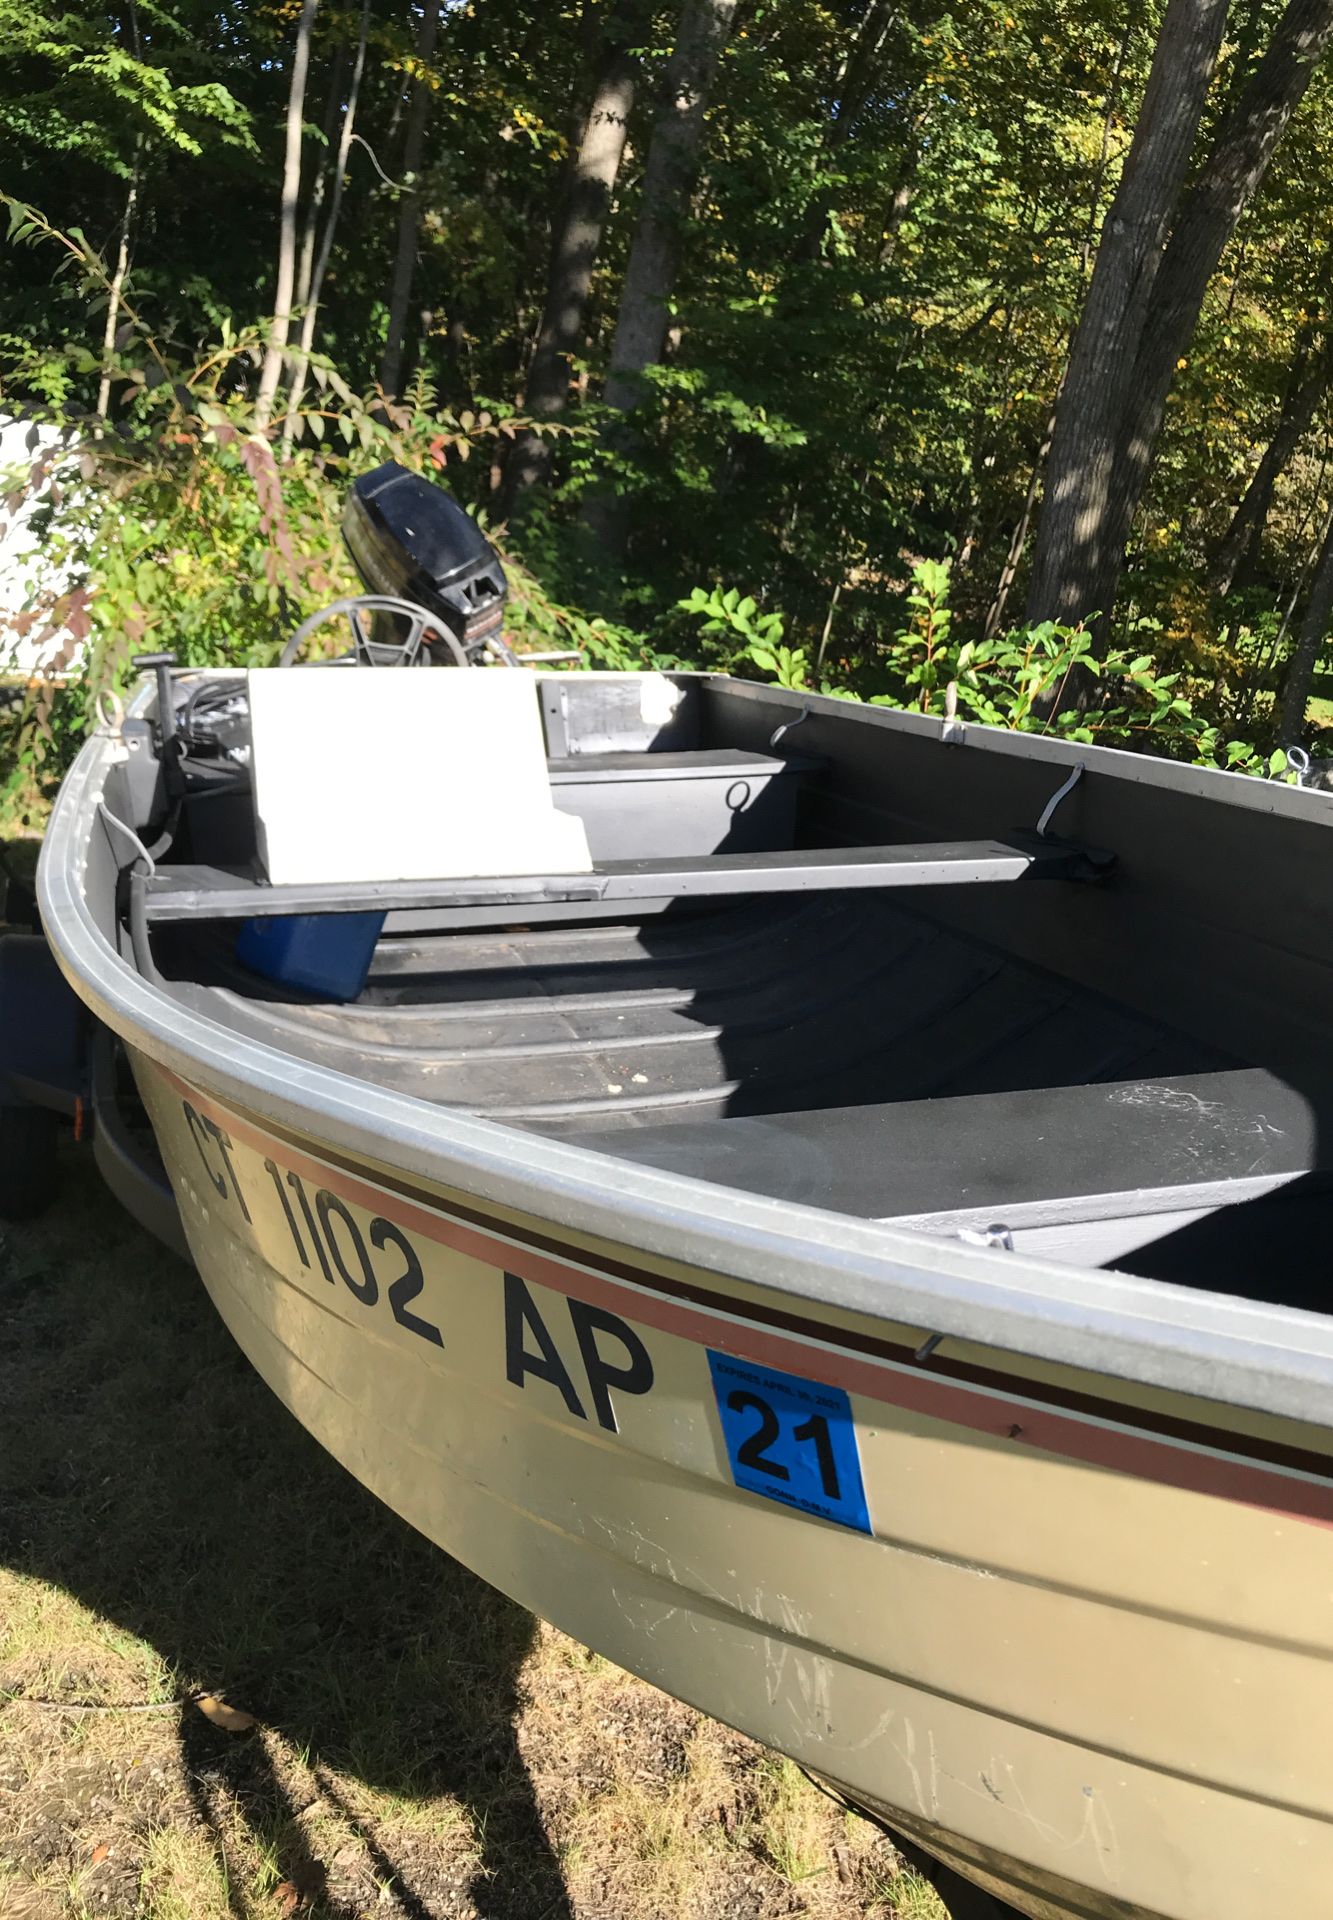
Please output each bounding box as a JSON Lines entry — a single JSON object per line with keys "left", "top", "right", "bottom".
{"left": 0, "top": 1139, "right": 947, "bottom": 1920}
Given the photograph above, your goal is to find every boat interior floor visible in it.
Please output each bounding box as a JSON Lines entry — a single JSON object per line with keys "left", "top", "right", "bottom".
{"left": 152, "top": 892, "right": 1333, "bottom": 1295}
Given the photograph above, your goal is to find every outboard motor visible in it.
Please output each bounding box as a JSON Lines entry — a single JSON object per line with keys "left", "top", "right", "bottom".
{"left": 341, "top": 461, "right": 513, "bottom": 664}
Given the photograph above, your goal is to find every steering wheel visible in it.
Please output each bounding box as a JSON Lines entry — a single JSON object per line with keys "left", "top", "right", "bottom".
{"left": 277, "top": 594, "right": 471, "bottom": 669}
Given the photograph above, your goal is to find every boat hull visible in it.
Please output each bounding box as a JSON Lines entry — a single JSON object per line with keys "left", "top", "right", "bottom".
{"left": 134, "top": 1049, "right": 1333, "bottom": 1920}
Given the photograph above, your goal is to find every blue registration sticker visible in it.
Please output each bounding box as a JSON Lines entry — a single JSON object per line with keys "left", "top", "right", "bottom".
{"left": 707, "top": 1351, "right": 871, "bottom": 1534}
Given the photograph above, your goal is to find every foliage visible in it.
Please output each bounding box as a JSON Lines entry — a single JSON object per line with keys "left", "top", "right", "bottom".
{"left": 681, "top": 557, "right": 1287, "bottom": 772}
{"left": 5, "top": 0, "right": 1333, "bottom": 793}
{"left": 0, "top": 1, "right": 254, "bottom": 175}
{"left": 674, "top": 586, "right": 822, "bottom": 689}
{"left": 0, "top": 202, "right": 592, "bottom": 811}
{"left": 0, "top": 395, "right": 578, "bottom": 812}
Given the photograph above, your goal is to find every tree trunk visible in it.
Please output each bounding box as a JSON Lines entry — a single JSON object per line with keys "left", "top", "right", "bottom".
{"left": 1078, "top": 13, "right": 1134, "bottom": 273}
{"left": 1030, "top": 0, "right": 1333, "bottom": 632}
{"left": 800, "top": 0, "right": 898, "bottom": 259}
{"left": 1278, "top": 501, "right": 1333, "bottom": 737}
{"left": 984, "top": 403, "right": 1058, "bottom": 639}
{"left": 284, "top": 0, "right": 371, "bottom": 446}
{"left": 878, "top": 123, "right": 925, "bottom": 268}
{"left": 255, "top": 0, "right": 320, "bottom": 430}
{"left": 1100, "top": 0, "right": 1333, "bottom": 609}
{"left": 506, "top": 0, "right": 644, "bottom": 504}
{"left": 378, "top": 0, "right": 444, "bottom": 400}
{"left": 974, "top": 16, "right": 1126, "bottom": 619}
{"left": 585, "top": 0, "right": 739, "bottom": 559}
{"left": 1210, "top": 357, "right": 1326, "bottom": 593}
{"left": 95, "top": 164, "right": 139, "bottom": 422}
{"left": 97, "top": 0, "right": 143, "bottom": 425}
{"left": 830, "top": 0, "right": 899, "bottom": 140}
{"left": 1024, "top": 0, "right": 1228, "bottom": 628}
{"left": 601, "top": 0, "right": 740, "bottom": 417}
{"left": 293, "top": 46, "right": 348, "bottom": 320}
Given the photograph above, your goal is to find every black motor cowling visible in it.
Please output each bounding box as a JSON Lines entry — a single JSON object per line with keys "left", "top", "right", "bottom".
{"left": 342, "top": 461, "right": 510, "bottom": 659}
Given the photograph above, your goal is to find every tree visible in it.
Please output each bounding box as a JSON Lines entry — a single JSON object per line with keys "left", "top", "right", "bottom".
{"left": 284, "top": 0, "right": 372, "bottom": 446}
{"left": 0, "top": 0, "right": 253, "bottom": 421}
{"left": 583, "top": 0, "right": 739, "bottom": 558}
{"left": 1110, "top": 0, "right": 1333, "bottom": 598}
{"left": 1023, "top": 0, "right": 1228, "bottom": 629}
{"left": 94, "top": 162, "right": 139, "bottom": 422}
{"left": 93, "top": 0, "right": 147, "bottom": 423}
{"left": 11, "top": 0, "right": 1333, "bottom": 774}
{"left": 1029, "top": 0, "right": 1333, "bottom": 631}
{"left": 1210, "top": 350, "right": 1327, "bottom": 594}
{"left": 1278, "top": 501, "right": 1333, "bottom": 735}
{"left": 378, "top": 0, "right": 444, "bottom": 400}
{"left": 602, "top": 0, "right": 740, "bottom": 416}
{"left": 506, "top": 0, "right": 646, "bottom": 504}
{"left": 799, "top": 0, "right": 900, "bottom": 260}
{"left": 255, "top": 0, "right": 320, "bottom": 430}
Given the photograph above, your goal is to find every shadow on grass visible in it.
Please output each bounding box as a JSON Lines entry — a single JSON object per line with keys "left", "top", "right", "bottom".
{"left": 0, "top": 1147, "right": 573, "bottom": 1920}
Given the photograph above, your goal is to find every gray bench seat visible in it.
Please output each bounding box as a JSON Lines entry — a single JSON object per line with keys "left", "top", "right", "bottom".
{"left": 567, "top": 1068, "right": 1322, "bottom": 1269}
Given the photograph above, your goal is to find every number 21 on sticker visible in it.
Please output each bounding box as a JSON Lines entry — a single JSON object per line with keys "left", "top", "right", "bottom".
{"left": 707, "top": 1351, "right": 871, "bottom": 1535}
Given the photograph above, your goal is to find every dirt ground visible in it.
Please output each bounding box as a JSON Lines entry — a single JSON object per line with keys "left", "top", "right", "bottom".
{"left": 0, "top": 1141, "right": 944, "bottom": 1920}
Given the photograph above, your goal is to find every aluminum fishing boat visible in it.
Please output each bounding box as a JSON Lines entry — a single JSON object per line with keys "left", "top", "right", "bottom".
{"left": 22, "top": 464, "right": 1333, "bottom": 1920}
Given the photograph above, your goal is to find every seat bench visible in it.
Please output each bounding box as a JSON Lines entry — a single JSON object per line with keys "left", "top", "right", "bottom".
{"left": 564, "top": 1068, "right": 1321, "bottom": 1266}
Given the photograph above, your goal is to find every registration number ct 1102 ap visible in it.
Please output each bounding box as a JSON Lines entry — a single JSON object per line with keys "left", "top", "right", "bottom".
{"left": 178, "top": 1093, "right": 872, "bottom": 1535}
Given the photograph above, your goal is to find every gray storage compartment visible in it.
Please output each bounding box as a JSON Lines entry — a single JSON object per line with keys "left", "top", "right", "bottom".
{"left": 549, "top": 749, "right": 815, "bottom": 859}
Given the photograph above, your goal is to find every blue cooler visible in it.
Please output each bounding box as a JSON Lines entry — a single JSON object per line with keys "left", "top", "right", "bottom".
{"left": 235, "top": 911, "right": 386, "bottom": 1001}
